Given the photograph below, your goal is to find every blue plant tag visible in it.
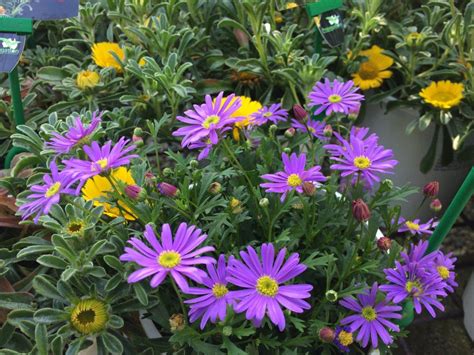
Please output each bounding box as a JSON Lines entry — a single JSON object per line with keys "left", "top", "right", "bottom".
{"left": 1, "top": 0, "right": 79, "bottom": 20}
{"left": 0, "top": 33, "right": 25, "bottom": 73}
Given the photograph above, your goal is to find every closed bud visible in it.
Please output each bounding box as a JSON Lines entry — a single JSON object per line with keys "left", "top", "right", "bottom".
{"left": 233, "top": 29, "right": 249, "bottom": 48}
{"left": 145, "top": 171, "right": 155, "bottom": 184}
{"left": 259, "top": 198, "right": 269, "bottom": 207}
{"left": 291, "top": 202, "right": 304, "bottom": 210}
{"left": 302, "top": 181, "right": 316, "bottom": 196}
{"left": 325, "top": 290, "right": 338, "bottom": 303}
{"left": 423, "top": 181, "right": 439, "bottom": 198}
{"left": 323, "top": 124, "right": 333, "bottom": 137}
{"left": 158, "top": 182, "right": 178, "bottom": 197}
{"left": 125, "top": 184, "right": 146, "bottom": 201}
{"left": 348, "top": 104, "right": 361, "bottom": 121}
{"left": 269, "top": 124, "right": 278, "bottom": 134}
{"left": 382, "top": 179, "right": 394, "bottom": 190}
{"left": 190, "top": 159, "right": 199, "bottom": 169}
{"left": 377, "top": 237, "right": 392, "bottom": 251}
{"left": 169, "top": 314, "right": 185, "bottom": 332}
{"left": 133, "top": 127, "right": 143, "bottom": 137}
{"left": 132, "top": 135, "right": 144, "bottom": 147}
{"left": 352, "top": 199, "right": 371, "bottom": 222}
{"left": 430, "top": 198, "right": 442, "bottom": 212}
{"left": 230, "top": 198, "right": 243, "bottom": 214}
{"left": 222, "top": 326, "right": 232, "bottom": 336}
{"left": 283, "top": 147, "right": 292, "bottom": 154}
{"left": 163, "top": 167, "right": 173, "bottom": 177}
{"left": 208, "top": 182, "right": 222, "bottom": 194}
{"left": 284, "top": 127, "right": 296, "bottom": 138}
{"left": 319, "top": 327, "right": 335, "bottom": 343}
{"left": 293, "top": 104, "right": 308, "bottom": 122}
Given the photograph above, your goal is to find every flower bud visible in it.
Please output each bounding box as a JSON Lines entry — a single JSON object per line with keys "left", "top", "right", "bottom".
{"left": 283, "top": 147, "right": 292, "bottom": 154}
{"left": 145, "top": 171, "right": 155, "bottom": 184}
{"left": 163, "top": 167, "right": 173, "bottom": 177}
{"left": 352, "top": 199, "right": 371, "bottom": 222}
{"left": 125, "top": 184, "right": 146, "bottom": 201}
{"left": 348, "top": 104, "right": 361, "bottom": 121}
{"left": 133, "top": 127, "right": 143, "bottom": 137}
{"left": 381, "top": 179, "right": 394, "bottom": 190}
{"left": 222, "top": 326, "right": 232, "bottom": 336}
{"left": 291, "top": 202, "right": 304, "bottom": 210}
{"left": 323, "top": 124, "right": 333, "bottom": 137}
{"left": 132, "top": 135, "right": 144, "bottom": 147}
{"left": 319, "top": 327, "right": 335, "bottom": 343}
{"left": 230, "top": 198, "right": 243, "bottom": 214}
{"left": 158, "top": 182, "right": 178, "bottom": 197}
{"left": 430, "top": 198, "right": 442, "bottom": 212}
{"left": 423, "top": 181, "right": 439, "bottom": 198}
{"left": 269, "top": 124, "right": 278, "bottom": 134}
{"left": 377, "top": 237, "right": 392, "bottom": 252}
{"left": 302, "top": 181, "right": 316, "bottom": 196}
{"left": 169, "top": 314, "right": 185, "bottom": 332}
{"left": 233, "top": 29, "right": 249, "bottom": 48}
{"left": 293, "top": 104, "right": 308, "bottom": 122}
{"left": 259, "top": 198, "right": 269, "bottom": 207}
{"left": 284, "top": 127, "right": 296, "bottom": 138}
{"left": 190, "top": 159, "right": 199, "bottom": 169}
{"left": 208, "top": 182, "right": 222, "bottom": 195}
{"left": 325, "top": 290, "right": 338, "bottom": 303}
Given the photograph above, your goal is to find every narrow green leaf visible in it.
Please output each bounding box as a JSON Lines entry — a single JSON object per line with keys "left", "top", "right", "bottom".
{"left": 33, "top": 275, "right": 63, "bottom": 301}
{"left": 100, "top": 333, "right": 123, "bottom": 354}
{"left": 0, "top": 292, "right": 33, "bottom": 310}
{"left": 35, "top": 323, "right": 48, "bottom": 355}
{"left": 34, "top": 308, "right": 68, "bottom": 324}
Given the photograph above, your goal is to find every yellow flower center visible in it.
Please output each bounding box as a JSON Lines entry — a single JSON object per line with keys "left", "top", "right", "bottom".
{"left": 361, "top": 306, "right": 377, "bottom": 321}
{"left": 202, "top": 115, "right": 220, "bottom": 129}
{"left": 308, "top": 127, "right": 316, "bottom": 133}
{"left": 405, "top": 221, "right": 420, "bottom": 231}
{"left": 96, "top": 158, "right": 108, "bottom": 170}
{"left": 358, "top": 62, "right": 379, "bottom": 80}
{"left": 338, "top": 330, "right": 353, "bottom": 346}
{"left": 71, "top": 299, "right": 108, "bottom": 335}
{"left": 67, "top": 221, "right": 85, "bottom": 235}
{"left": 287, "top": 173, "right": 303, "bottom": 187}
{"left": 431, "top": 91, "right": 456, "bottom": 103}
{"left": 263, "top": 112, "right": 272, "bottom": 118}
{"left": 328, "top": 94, "right": 342, "bottom": 103}
{"left": 158, "top": 251, "right": 181, "bottom": 268}
{"left": 405, "top": 280, "right": 423, "bottom": 296}
{"left": 256, "top": 275, "right": 279, "bottom": 297}
{"left": 353, "top": 156, "right": 371, "bottom": 169}
{"left": 212, "top": 283, "right": 229, "bottom": 298}
{"left": 437, "top": 266, "right": 450, "bottom": 280}
{"left": 45, "top": 182, "right": 61, "bottom": 198}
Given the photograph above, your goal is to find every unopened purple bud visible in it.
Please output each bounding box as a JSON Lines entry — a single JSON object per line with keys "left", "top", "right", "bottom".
{"left": 158, "top": 182, "right": 178, "bottom": 197}
{"left": 352, "top": 199, "right": 371, "bottom": 222}
{"left": 293, "top": 104, "right": 307, "bottom": 122}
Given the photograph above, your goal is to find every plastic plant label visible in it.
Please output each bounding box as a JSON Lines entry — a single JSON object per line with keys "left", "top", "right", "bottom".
{"left": 0, "top": 33, "right": 25, "bottom": 73}
{"left": 0, "top": 0, "right": 79, "bottom": 20}
{"left": 315, "top": 9, "right": 344, "bottom": 47}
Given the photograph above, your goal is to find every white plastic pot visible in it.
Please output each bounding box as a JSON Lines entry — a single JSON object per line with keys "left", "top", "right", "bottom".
{"left": 363, "top": 103, "right": 472, "bottom": 219}
{"left": 463, "top": 271, "right": 474, "bottom": 341}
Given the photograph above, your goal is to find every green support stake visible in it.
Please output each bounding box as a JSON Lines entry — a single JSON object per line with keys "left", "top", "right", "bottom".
{"left": 426, "top": 167, "right": 474, "bottom": 254}
{"left": 9, "top": 67, "right": 25, "bottom": 125}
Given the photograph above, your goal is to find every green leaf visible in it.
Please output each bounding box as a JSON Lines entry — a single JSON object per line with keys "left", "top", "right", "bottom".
{"left": 0, "top": 323, "right": 15, "bottom": 346}
{"left": 34, "top": 308, "right": 68, "bottom": 324}
{"left": 103, "top": 255, "right": 124, "bottom": 272}
{"left": 100, "top": 333, "right": 123, "bottom": 354}
{"left": 222, "top": 337, "right": 247, "bottom": 355}
{"left": 33, "top": 275, "right": 64, "bottom": 301}
{"left": 35, "top": 323, "right": 48, "bottom": 355}
{"left": 0, "top": 292, "right": 33, "bottom": 310}
{"left": 51, "top": 336, "right": 63, "bottom": 355}
{"left": 108, "top": 315, "right": 124, "bottom": 329}
{"left": 17, "top": 245, "right": 54, "bottom": 259}
{"left": 37, "top": 66, "right": 69, "bottom": 82}
{"left": 7, "top": 309, "right": 34, "bottom": 327}
{"left": 65, "top": 338, "right": 84, "bottom": 355}
{"left": 37, "top": 255, "right": 68, "bottom": 269}
{"left": 133, "top": 283, "right": 149, "bottom": 306}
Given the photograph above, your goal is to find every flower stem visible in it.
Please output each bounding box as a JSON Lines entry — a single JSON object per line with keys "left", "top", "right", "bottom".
{"left": 170, "top": 277, "right": 187, "bottom": 319}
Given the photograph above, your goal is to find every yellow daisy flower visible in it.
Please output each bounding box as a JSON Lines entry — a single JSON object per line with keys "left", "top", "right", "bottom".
{"left": 286, "top": 2, "right": 299, "bottom": 9}
{"left": 70, "top": 299, "right": 108, "bottom": 334}
{"left": 91, "top": 42, "right": 125, "bottom": 73}
{"left": 138, "top": 57, "right": 146, "bottom": 67}
{"left": 219, "top": 96, "right": 262, "bottom": 141}
{"left": 82, "top": 167, "right": 137, "bottom": 220}
{"left": 352, "top": 45, "right": 393, "bottom": 90}
{"left": 419, "top": 80, "right": 464, "bottom": 110}
{"left": 76, "top": 70, "right": 100, "bottom": 90}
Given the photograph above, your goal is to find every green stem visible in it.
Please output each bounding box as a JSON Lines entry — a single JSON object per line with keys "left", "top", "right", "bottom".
{"left": 171, "top": 277, "right": 187, "bottom": 318}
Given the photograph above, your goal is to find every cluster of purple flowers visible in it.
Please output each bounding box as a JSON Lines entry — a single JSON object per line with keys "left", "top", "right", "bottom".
{"left": 18, "top": 112, "right": 138, "bottom": 223}
{"left": 120, "top": 223, "right": 313, "bottom": 331}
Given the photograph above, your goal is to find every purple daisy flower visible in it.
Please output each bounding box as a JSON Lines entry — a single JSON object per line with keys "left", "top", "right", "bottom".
{"left": 120, "top": 223, "right": 215, "bottom": 291}
{"left": 184, "top": 255, "right": 235, "bottom": 329}
{"left": 17, "top": 161, "right": 76, "bottom": 223}
{"left": 340, "top": 283, "right": 402, "bottom": 349}
{"left": 260, "top": 152, "right": 326, "bottom": 201}
{"left": 324, "top": 126, "right": 378, "bottom": 157}
{"left": 227, "top": 243, "right": 313, "bottom": 331}
{"left": 46, "top": 111, "right": 102, "bottom": 154}
{"left": 432, "top": 251, "right": 458, "bottom": 293}
{"left": 253, "top": 103, "right": 288, "bottom": 125}
{"left": 308, "top": 79, "right": 364, "bottom": 116}
{"left": 172, "top": 92, "right": 241, "bottom": 147}
{"left": 333, "top": 326, "right": 354, "bottom": 352}
{"left": 396, "top": 217, "right": 438, "bottom": 236}
{"left": 400, "top": 240, "right": 437, "bottom": 266}
{"left": 62, "top": 137, "right": 137, "bottom": 182}
{"left": 380, "top": 261, "right": 447, "bottom": 317}
{"left": 291, "top": 119, "right": 327, "bottom": 141}
{"left": 324, "top": 130, "right": 397, "bottom": 187}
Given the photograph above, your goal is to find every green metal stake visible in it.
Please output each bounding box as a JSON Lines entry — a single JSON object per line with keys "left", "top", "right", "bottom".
{"left": 8, "top": 67, "right": 25, "bottom": 125}
{"left": 426, "top": 167, "right": 474, "bottom": 254}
